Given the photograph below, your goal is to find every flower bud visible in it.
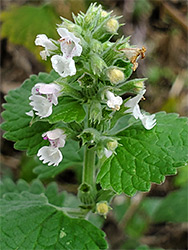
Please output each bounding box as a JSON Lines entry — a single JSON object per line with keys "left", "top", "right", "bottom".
{"left": 90, "top": 53, "right": 107, "bottom": 75}
{"left": 107, "top": 68, "right": 125, "bottom": 84}
{"left": 106, "top": 140, "right": 118, "bottom": 151}
{"left": 90, "top": 101, "right": 102, "bottom": 123}
{"left": 106, "top": 18, "right": 119, "bottom": 33}
{"left": 135, "top": 80, "right": 145, "bottom": 92}
{"left": 78, "top": 183, "right": 96, "bottom": 205}
{"left": 96, "top": 201, "right": 111, "bottom": 218}
{"left": 101, "top": 10, "right": 108, "bottom": 17}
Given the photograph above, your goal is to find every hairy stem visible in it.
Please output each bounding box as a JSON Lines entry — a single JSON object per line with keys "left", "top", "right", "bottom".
{"left": 82, "top": 145, "right": 96, "bottom": 186}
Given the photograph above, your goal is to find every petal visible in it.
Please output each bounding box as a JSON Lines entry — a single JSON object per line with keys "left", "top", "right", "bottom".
{"left": 40, "top": 50, "right": 48, "bottom": 60}
{"left": 25, "top": 110, "right": 34, "bottom": 117}
{"left": 45, "top": 128, "right": 65, "bottom": 140}
{"left": 140, "top": 113, "right": 156, "bottom": 130}
{"left": 38, "top": 83, "right": 62, "bottom": 95}
{"left": 124, "top": 89, "right": 146, "bottom": 115}
{"left": 37, "top": 146, "right": 63, "bottom": 166}
{"left": 57, "top": 28, "right": 82, "bottom": 58}
{"left": 35, "top": 34, "right": 57, "bottom": 51}
{"left": 57, "top": 28, "right": 71, "bottom": 38}
{"left": 106, "top": 91, "right": 123, "bottom": 110}
{"left": 104, "top": 148, "right": 113, "bottom": 158}
{"left": 29, "top": 95, "right": 52, "bottom": 118}
{"left": 132, "top": 104, "right": 142, "bottom": 119}
{"left": 51, "top": 55, "right": 76, "bottom": 77}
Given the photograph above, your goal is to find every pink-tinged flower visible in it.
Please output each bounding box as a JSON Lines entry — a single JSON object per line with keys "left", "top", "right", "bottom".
{"left": 106, "top": 91, "right": 123, "bottom": 111}
{"left": 124, "top": 90, "right": 156, "bottom": 130}
{"left": 29, "top": 83, "right": 61, "bottom": 118}
{"left": 57, "top": 28, "right": 82, "bottom": 59}
{"left": 37, "top": 128, "right": 66, "bottom": 166}
{"left": 51, "top": 55, "right": 76, "bottom": 77}
{"left": 35, "top": 34, "right": 58, "bottom": 60}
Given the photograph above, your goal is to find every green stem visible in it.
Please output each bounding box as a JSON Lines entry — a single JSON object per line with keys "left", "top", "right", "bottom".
{"left": 82, "top": 145, "right": 95, "bottom": 187}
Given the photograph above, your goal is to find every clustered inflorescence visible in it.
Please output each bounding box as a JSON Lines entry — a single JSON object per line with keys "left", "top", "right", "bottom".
{"left": 26, "top": 3, "right": 156, "bottom": 167}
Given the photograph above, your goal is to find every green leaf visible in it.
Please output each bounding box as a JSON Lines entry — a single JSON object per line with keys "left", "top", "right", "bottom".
{"left": 152, "top": 187, "right": 188, "bottom": 223}
{"left": 0, "top": 191, "right": 108, "bottom": 250}
{"left": 1, "top": 5, "right": 59, "bottom": 68}
{"left": 33, "top": 139, "right": 84, "bottom": 179}
{"left": 0, "top": 178, "right": 65, "bottom": 207}
{"left": 47, "top": 96, "right": 85, "bottom": 123}
{"left": 1, "top": 71, "right": 59, "bottom": 156}
{"left": 174, "top": 166, "right": 188, "bottom": 187}
{"left": 97, "top": 112, "right": 188, "bottom": 196}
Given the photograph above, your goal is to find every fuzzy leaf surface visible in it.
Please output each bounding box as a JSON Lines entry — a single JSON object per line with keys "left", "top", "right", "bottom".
{"left": 0, "top": 178, "right": 66, "bottom": 207}
{"left": 97, "top": 112, "right": 188, "bottom": 196}
{"left": 1, "top": 71, "right": 59, "bottom": 156}
{"left": 47, "top": 97, "right": 85, "bottom": 123}
{"left": 0, "top": 192, "right": 107, "bottom": 250}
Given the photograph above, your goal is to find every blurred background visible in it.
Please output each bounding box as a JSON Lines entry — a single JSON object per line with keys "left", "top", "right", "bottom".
{"left": 0, "top": 0, "right": 188, "bottom": 249}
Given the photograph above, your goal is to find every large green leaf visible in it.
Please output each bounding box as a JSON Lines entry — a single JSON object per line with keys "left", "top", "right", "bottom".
{"left": 1, "top": 71, "right": 59, "bottom": 156}
{"left": 97, "top": 112, "right": 188, "bottom": 196}
{"left": 0, "top": 191, "right": 107, "bottom": 250}
{"left": 152, "top": 186, "right": 188, "bottom": 223}
{"left": 0, "top": 178, "right": 66, "bottom": 207}
{"left": 0, "top": 179, "right": 107, "bottom": 250}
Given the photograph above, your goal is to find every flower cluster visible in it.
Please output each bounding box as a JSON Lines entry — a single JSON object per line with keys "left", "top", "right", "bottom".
{"left": 35, "top": 28, "right": 82, "bottom": 77}
{"left": 26, "top": 3, "right": 156, "bottom": 166}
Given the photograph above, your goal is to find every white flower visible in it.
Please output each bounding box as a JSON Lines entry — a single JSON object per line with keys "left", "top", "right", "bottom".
{"left": 32, "top": 83, "right": 62, "bottom": 105}
{"left": 125, "top": 89, "right": 145, "bottom": 119}
{"left": 104, "top": 148, "right": 113, "bottom": 158}
{"left": 29, "top": 83, "right": 61, "bottom": 118}
{"left": 51, "top": 55, "right": 76, "bottom": 77}
{"left": 29, "top": 95, "right": 53, "bottom": 118}
{"left": 57, "top": 28, "right": 82, "bottom": 59}
{"left": 37, "top": 146, "right": 62, "bottom": 166}
{"left": 106, "top": 91, "right": 123, "bottom": 111}
{"left": 37, "top": 128, "right": 66, "bottom": 166}
{"left": 42, "top": 128, "right": 66, "bottom": 148}
{"left": 124, "top": 90, "right": 156, "bottom": 130}
{"left": 25, "top": 110, "right": 34, "bottom": 117}
{"left": 35, "top": 34, "right": 58, "bottom": 60}
{"left": 140, "top": 113, "right": 156, "bottom": 130}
